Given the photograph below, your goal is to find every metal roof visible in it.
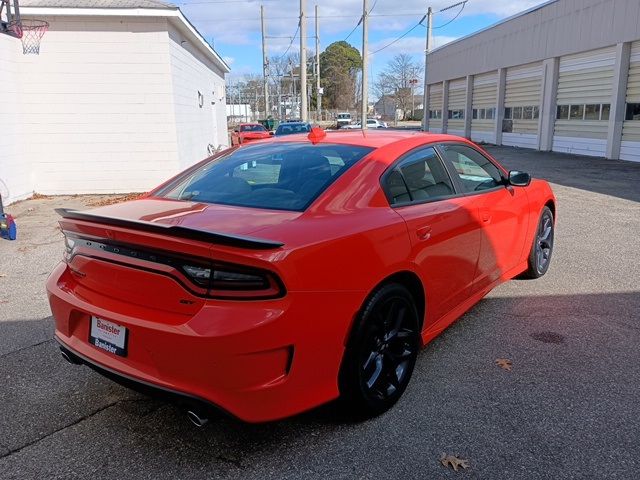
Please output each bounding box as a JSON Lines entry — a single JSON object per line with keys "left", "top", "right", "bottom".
{"left": 19, "top": 0, "right": 176, "bottom": 8}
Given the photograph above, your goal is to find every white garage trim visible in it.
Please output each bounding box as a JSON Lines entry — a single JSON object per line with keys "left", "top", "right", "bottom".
{"left": 620, "top": 141, "right": 640, "bottom": 162}
{"left": 552, "top": 136, "right": 607, "bottom": 157}
{"left": 502, "top": 133, "right": 538, "bottom": 149}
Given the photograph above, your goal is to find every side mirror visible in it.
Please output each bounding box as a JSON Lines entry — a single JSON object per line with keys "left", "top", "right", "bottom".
{"left": 508, "top": 170, "right": 531, "bottom": 187}
{"left": 269, "top": 131, "right": 275, "bottom": 136}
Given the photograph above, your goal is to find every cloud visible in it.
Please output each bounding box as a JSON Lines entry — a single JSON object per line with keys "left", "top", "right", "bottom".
{"left": 180, "top": 0, "right": 548, "bottom": 42}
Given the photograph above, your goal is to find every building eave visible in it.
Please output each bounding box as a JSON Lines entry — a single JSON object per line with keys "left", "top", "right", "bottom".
{"left": 19, "top": 6, "right": 231, "bottom": 73}
{"left": 430, "top": 0, "right": 560, "bottom": 55}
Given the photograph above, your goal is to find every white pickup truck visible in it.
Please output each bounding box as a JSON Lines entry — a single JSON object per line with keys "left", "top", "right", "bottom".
{"left": 336, "top": 112, "right": 352, "bottom": 129}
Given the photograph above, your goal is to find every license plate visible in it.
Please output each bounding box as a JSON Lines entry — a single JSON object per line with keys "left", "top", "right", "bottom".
{"left": 89, "top": 316, "right": 128, "bottom": 357}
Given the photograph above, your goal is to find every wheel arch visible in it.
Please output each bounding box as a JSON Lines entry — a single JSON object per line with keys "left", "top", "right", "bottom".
{"left": 544, "top": 199, "right": 556, "bottom": 220}
{"left": 350, "top": 270, "right": 426, "bottom": 340}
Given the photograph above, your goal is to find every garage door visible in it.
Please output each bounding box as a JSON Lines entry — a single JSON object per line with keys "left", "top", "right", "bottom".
{"left": 471, "top": 71, "right": 497, "bottom": 144}
{"left": 446, "top": 78, "right": 466, "bottom": 136}
{"left": 553, "top": 46, "right": 615, "bottom": 157}
{"left": 621, "top": 40, "right": 640, "bottom": 162}
{"left": 427, "top": 83, "right": 443, "bottom": 133}
{"left": 503, "top": 62, "right": 542, "bottom": 149}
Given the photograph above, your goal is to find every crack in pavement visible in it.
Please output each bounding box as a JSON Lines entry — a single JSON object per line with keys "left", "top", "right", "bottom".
{"left": 0, "top": 338, "right": 54, "bottom": 359}
{"left": 0, "top": 400, "right": 122, "bottom": 460}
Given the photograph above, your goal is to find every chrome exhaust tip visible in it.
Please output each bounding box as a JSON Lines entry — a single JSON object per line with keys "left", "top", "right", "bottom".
{"left": 186, "top": 410, "right": 209, "bottom": 428}
{"left": 60, "top": 348, "right": 81, "bottom": 365}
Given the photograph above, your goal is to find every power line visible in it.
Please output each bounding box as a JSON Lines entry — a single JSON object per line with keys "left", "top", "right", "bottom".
{"left": 344, "top": 16, "right": 363, "bottom": 41}
{"left": 185, "top": 13, "right": 433, "bottom": 24}
{"left": 368, "top": 15, "right": 426, "bottom": 55}
{"left": 369, "top": 0, "right": 379, "bottom": 14}
{"left": 277, "top": 22, "right": 299, "bottom": 60}
{"left": 433, "top": 0, "right": 466, "bottom": 29}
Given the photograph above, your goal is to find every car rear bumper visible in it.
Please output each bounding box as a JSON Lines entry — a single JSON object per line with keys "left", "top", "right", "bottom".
{"left": 47, "top": 262, "right": 364, "bottom": 422}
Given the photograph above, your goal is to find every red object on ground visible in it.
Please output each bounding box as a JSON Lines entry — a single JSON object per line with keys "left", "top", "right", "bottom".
{"left": 47, "top": 130, "right": 556, "bottom": 422}
{"left": 230, "top": 123, "right": 272, "bottom": 146}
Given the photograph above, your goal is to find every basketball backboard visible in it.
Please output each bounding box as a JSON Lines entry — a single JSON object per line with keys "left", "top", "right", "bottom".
{"left": 0, "top": 0, "right": 20, "bottom": 37}
{"left": 1, "top": 0, "right": 49, "bottom": 54}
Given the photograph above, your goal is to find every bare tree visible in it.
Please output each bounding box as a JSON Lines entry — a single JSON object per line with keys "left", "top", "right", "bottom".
{"left": 376, "top": 54, "right": 423, "bottom": 119}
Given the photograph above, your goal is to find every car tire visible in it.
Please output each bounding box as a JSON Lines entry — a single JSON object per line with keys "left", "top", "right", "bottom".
{"left": 339, "top": 283, "right": 420, "bottom": 420}
{"left": 518, "top": 206, "right": 554, "bottom": 279}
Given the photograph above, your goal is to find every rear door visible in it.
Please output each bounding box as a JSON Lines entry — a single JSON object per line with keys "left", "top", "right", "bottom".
{"left": 437, "top": 143, "right": 529, "bottom": 293}
{"left": 383, "top": 146, "right": 482, "bottom": 326}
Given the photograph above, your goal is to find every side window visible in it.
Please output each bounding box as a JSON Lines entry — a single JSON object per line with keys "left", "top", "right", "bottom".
{"left": 440, "top": 144, "right": 504, "bottom": 193}
{"left": 384, "top": 147, "right": 455, "bottom": 205}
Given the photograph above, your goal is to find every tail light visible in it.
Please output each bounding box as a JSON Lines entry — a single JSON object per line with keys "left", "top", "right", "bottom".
{"left": 181, "top": 263, "right": 283, "bottom": 299}
{"left": 62, "top": 232, "right": 285, "bottom": 300}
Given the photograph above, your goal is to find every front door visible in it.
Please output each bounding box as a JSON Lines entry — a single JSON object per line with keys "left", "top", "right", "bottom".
{"left": 438, "top": 143, "right": 529, "bottom": 293}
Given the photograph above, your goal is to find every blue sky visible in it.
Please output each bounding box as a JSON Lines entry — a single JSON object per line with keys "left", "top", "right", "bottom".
{"left": 178, "top": 0, "right": 547, "bottom": 85}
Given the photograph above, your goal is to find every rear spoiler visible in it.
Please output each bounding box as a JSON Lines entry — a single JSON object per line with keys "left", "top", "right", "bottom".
{"left": 55, "top": 209, "right": 284, "bottom": 250}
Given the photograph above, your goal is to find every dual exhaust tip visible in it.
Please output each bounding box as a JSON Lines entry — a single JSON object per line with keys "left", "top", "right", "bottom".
{"left": 186, "top": 410, "right": 209, "bottom": 428}
{"left": 60, "top": 348, "right": 82, "bottom": 365}
{"left": 60, "top": 349, "right": 210, "bottom": 428}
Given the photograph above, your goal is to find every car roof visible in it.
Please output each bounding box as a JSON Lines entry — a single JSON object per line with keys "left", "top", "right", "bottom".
{"left": 240, "top": 123, "right": 263, "bottom": 126}
{"left": 278, "top": 122, "right": 308, "bottom": 126}
{"left": 268, "top": 129, "right": 467, "bottom": 149}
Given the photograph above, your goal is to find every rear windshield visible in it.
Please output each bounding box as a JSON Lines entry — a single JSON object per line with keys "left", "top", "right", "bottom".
{"left": 156, "top": 143, "right": 374, "bottom": 211}
{"left": 275, "top": 123, "right": 311, "bottom": 136}
{"left": 240, "top": 124, "right": 266, "bottom": 132}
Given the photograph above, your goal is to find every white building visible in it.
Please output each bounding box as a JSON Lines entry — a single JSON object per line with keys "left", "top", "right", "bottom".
{"left": 424, "top": 0, "right": 640, "bottom": 162}
{"left": 226, "top": 104, "right": 255, "bottom": 123}
{"left": 0, "top": 0, "right": 230, "bottom": 205}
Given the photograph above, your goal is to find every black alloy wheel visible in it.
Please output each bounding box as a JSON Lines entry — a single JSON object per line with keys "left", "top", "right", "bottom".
{"left": 339, "top": 283, "right": 420, "bottom": 419}
{"left": 519, "top": 206, "right": 555, "bottom": 279}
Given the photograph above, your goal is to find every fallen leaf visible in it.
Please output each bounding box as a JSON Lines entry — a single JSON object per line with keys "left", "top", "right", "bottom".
{"left": 31, "top": 192, "right": 51, "bottom": 200}
{"left": 495, "top": 358, "right": 513, "bottom": 371}
{"left": 440, "top": 454, "right": 470, "bottom": 472}
{"left": 86, "top": 193, "right": 145, "bottom": 207}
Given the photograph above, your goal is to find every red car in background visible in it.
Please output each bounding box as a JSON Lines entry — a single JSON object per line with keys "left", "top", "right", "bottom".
{"left": 230, "top": 123, "right": 272, "bottom": 146}
{"left": 48, "top": 130, "right": 556, "bottom": 424}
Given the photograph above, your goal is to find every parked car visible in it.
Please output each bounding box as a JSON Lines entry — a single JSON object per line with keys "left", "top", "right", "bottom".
{"left": 49, "top": 129, "right": 556, "bottom": 424}
{"left": 342, "top": 118, "right": 388, "bottom": 129}
{"left": 274, "top": 122, "right": 312, "bottom": 137}
{"left": 231, "top": 123, "right": 272, "bottom": 146}
{"left": 336, "top": 112, "right": 351, "bottom": 128}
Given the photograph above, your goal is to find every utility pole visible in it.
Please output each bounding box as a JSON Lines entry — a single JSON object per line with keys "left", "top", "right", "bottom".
{"left": 260, "top": 5, "right": 270, "bottom": 119}
{"left": 299, "top": 0, "right": 308, "bottom": 122}
{"left": 315, "top": 4, "right": 321, "bottom": 122}
{"left": 421, "top": 7, "right": 433, "bottom": 131}
{"left": 361, "top": 0, "right": 369, "bottom": 130}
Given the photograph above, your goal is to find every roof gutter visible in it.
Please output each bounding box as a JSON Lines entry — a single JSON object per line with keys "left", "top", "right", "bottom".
{"left": 19, "top": 6, "right": 230, "bottom": 73}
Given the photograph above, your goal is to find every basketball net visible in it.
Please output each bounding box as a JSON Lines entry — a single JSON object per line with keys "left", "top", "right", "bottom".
{"left": 8, "top": 19, "right": 48, "bottom": 55}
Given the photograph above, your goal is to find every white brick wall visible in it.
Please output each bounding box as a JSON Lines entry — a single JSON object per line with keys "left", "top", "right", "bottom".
{"left": 0, "top": 14, "right": 228, "bottom": 204}
{"left": 0, "top": 34, "right": 32, "bottom": 204}
{"left": 168, "top": 24, "right": 228, "bottom": 170}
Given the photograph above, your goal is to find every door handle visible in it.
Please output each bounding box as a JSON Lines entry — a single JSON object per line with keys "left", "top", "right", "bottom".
{"left": 416, "top": 226, "right": 432, "bottom": 241}
{"left": 481, "top": 211, "right": 492, "bottom": 223}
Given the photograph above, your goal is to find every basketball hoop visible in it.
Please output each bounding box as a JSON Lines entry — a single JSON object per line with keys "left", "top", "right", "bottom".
{"left": 8, "top": 19, "right": 48, "bottom": 55}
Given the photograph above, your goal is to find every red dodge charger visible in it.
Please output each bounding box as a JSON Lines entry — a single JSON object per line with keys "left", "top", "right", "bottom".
{"left": 48, "top": 129, "right": 556, "bottom": 424}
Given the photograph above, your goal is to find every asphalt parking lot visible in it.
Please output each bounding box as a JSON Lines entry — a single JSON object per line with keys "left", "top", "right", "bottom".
{"left": 1, "top": 146, "right": 639, "bottom": 479}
